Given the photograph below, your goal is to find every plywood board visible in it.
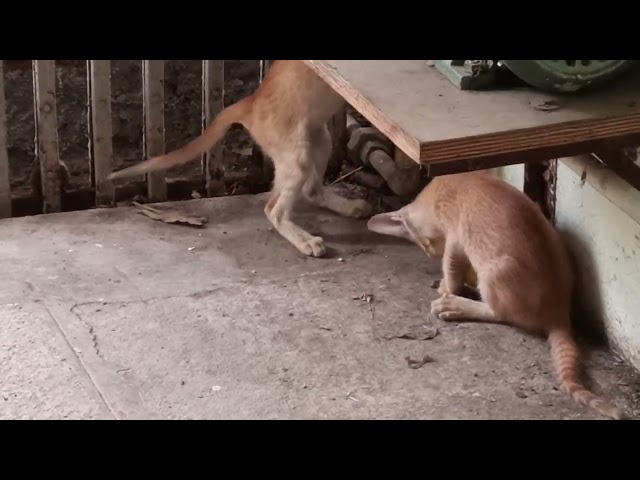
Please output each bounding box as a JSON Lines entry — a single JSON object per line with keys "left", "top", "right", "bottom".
{"left": 304, "top": 60, "right": 640, "bottom": 165}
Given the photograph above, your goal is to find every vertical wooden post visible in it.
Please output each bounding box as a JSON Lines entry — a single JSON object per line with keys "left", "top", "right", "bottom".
{"left": 87, "top": 60, "right": 115, "bottom": 206}
{"left": 201, "top": 60, "right": 225, "bottom": 197}
{"left": 253, "top": 60, "right": 274, "bottom": 184}
{"left": 0, "top": 61, "right": 10, "bottom": 218}
{"left": 142, "top": 60, "right": 167, "bottom": 202}
{"left": 32, "top": 60, "right": 62, "bottom": 213}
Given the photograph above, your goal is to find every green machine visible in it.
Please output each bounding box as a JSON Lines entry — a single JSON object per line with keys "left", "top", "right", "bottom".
{"left": 431, "top": 60, "right": 638, "bottom": 93}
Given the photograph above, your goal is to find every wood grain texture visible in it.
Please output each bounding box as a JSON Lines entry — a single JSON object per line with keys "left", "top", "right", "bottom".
{"left": 202, "top": 60, "right": 225, "bottom": 197}
{"left": 304, "top": 60, "right": 640, "bottom": 165}
{"left": 142, "top": 60, "right": 167, "bottom": 202}
{"left": 32, "top": 60, "right": 62, "bottom": 213}
{"left": 0, "top": 61, "right": 10, "bottom": 218}
{"left": 87, "top": 60, "right": 115, "bottom": 206}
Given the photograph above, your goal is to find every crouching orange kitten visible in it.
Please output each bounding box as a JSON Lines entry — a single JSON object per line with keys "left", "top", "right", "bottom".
{"left": 367, "top": 170, "right": 624, "bottom": 420}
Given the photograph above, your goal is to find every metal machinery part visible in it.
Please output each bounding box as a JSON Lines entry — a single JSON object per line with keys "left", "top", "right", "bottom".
{"left": 431, "top": 60, "right": 638, "bottom": 93}
{"left": 432, "top": 60, "right": 499, "bottom": 90}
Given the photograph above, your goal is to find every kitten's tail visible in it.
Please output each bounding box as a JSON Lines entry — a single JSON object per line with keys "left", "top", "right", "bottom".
{"left": 107, "top": 96, "right": 253, "bottom": 181}
{"left": 548, "top": 327, "right": 625, "bottom": 420}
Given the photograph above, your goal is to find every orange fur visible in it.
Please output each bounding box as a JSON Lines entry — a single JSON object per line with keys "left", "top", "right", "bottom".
{"left": 107, "top": 60, "right": 372, "bottom": 257}
{"left": 367, "top": 171, "right": 624, "bottom": 420}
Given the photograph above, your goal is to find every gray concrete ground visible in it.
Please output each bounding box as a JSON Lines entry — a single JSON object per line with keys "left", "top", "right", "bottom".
{"left": 1, "top": 193, "right": 639, "bottom": 420}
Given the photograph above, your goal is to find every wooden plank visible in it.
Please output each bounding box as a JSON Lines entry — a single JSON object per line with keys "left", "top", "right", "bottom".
{"left": 201, "top": 60, "right": 225, "bottom": 197}
{"left": 426, "top": 133, "right": 640, "bottom": 176}
{"left": 0, "top": 61, "right": 10, "bottom": 218}
{"left": 142, "top": 60, "right": 167, "bottom": 202}
{"left": 303, "top": 60, "right": 640, "bottom": 165}
{"left": 87, "top": 60, "right": 115, "bottom": 206}
{"left": 32, "top": 60, "right": 62, "bottom": 213}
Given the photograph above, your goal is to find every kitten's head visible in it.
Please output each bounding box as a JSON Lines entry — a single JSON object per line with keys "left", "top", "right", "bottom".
{"left": 367, "top": 202, "right": 445, "bottom": 257}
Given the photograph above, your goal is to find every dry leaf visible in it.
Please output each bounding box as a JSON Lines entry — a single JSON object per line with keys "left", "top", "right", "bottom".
{"left": 133, "top": 202, "right": 208, "bottom": 227}
{"left": 352, "top": 293, "right": 374, "bottom": 303}
{"left": 405, "top": 355, "right": 435, "bottom": 369}
{"left": 383, "top": 324, "right": 439, "bottom": 341}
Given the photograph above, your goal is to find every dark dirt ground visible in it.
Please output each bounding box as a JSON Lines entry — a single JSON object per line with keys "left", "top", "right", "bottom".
{"left": 4, "top": 60, "right": 262, "bottom": 198}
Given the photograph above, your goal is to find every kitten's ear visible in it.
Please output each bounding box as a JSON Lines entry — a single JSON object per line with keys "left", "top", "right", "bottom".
{"left": 367, "top": 211, "right": 410, "bottom": 238}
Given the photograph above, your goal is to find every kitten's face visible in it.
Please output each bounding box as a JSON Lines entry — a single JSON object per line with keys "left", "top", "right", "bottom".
{"left": 366, "top": 204, "right": 445, "bottom": 257}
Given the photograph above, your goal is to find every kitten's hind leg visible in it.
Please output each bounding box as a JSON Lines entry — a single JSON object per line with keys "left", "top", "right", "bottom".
{"left": 265, "top": 152, "right": 326, "bottom": 258}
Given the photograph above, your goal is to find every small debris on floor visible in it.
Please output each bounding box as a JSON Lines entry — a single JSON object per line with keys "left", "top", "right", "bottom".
{"left": 350, "top": 248, "right": 374, "bottom": 256}
{"left": 95, "top": 244, "right": 103, "bottom": 248}
{"left": 352, "top": 293, "right": 374, "bottom": 303}
{"left": 533, "top": 99, "right": 561, "bottom": 112}
{"left": 383, "top": 324, "right": 439, "bottom": 341}
{"left": 188, "top": 247, "right": 196, "bottom": 252}
{"left": 133, "top": 202, "right": 208, "bottom": 227}
{"left": 211, "top": 386, "right": 222, "bottom": 392}
{"left": 405, "top": 354, "right": 434, "bottom": 369}
{"left": 516, "top": 391, "right": 528, "bottom": 399}
{"left": 430, "top": 279, "right": 440, "bottom": 289}
{"left": 337, "top": 257, "right": 344, "bottom": 262}
{"left": 318, "top": 326, "right": 333, "bottom": 331}
{"left": 191, "top": 190, "right": 202, "bottom": 199}
{"left": 346, "top": 391, "right": 359, "bottom": 402}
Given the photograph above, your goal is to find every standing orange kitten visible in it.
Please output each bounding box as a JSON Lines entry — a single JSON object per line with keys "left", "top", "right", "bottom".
{"left": 367, "top": 170, "right": 624, "bottom": 420}
{"left": 107, "top": 60, "right": 372, "bottom": 257}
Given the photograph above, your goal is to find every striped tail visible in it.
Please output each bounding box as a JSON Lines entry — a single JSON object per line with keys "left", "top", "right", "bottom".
{"left": 548, "top": 327, "right": 625, "bottom": 420}
{"left": 107, "top": 96, "right": 253, "bottom": 181}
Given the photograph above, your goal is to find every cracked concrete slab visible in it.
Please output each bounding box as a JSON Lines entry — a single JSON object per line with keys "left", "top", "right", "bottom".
{"left": 1, "top": 193, "right": 639, "bottom": 419}
{"left": 0, "top": 303, "right": 113, "bottom": 419}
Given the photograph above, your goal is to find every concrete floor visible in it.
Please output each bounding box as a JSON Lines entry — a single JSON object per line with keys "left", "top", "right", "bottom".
{"left": 1, "top": 193, "right": 639, "bottom": 420}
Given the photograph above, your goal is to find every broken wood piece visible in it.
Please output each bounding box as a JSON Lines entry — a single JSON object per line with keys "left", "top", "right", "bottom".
{"left": 132, "top": 201, "right": 208, "bottom": 226}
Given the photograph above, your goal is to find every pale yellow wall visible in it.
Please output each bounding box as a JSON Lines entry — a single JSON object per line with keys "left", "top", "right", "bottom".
{"left": 492, "top": 156, "right": 640, "bottom": 372}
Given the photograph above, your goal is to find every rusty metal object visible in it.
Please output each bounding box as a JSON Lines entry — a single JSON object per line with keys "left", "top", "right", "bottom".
{"left": 346, "top": 114, "right": 422, "bottom": 197}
